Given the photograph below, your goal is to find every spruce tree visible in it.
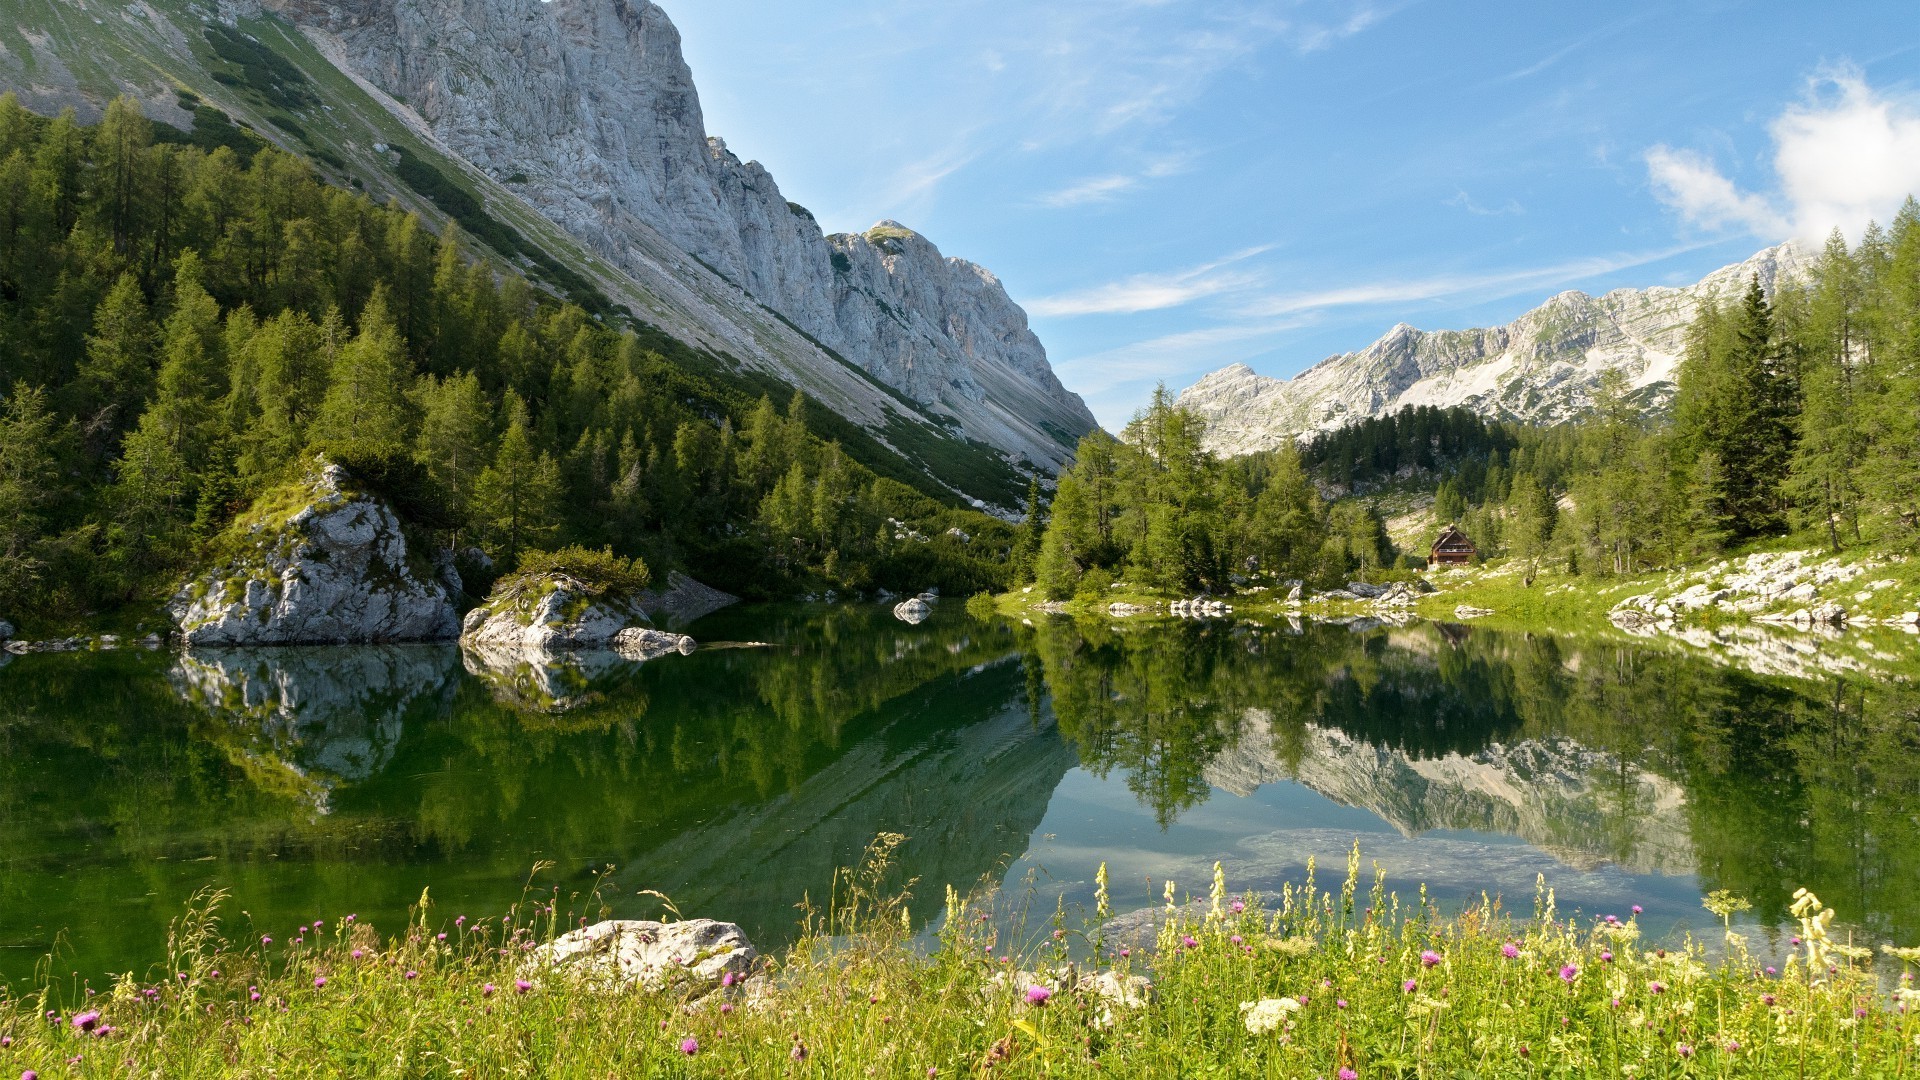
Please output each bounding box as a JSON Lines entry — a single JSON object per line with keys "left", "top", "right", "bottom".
{"left": 472, "top": 392, "right": 561, "bottom": 563}
{"left": 310, "top": 287, "right": 414, "bottom": 456}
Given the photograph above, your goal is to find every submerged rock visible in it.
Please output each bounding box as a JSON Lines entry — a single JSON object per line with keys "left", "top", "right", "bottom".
{"left": 169, "top": 462, "right": 459, "bottom": 646}
{"left": 532, "top": 919, "right": 756, "bottom": 993}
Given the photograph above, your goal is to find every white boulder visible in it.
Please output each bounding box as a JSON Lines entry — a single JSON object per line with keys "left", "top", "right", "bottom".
{"left": 169, "top": 463, "right": 459, "bottom": 646}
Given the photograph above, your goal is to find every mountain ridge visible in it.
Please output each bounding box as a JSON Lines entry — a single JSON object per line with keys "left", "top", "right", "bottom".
{"left": 1176, "top": 243, "right": 1811, "bottom": 457}
{"left": 2, "top": 0, "right": 1094, "bottom": 508}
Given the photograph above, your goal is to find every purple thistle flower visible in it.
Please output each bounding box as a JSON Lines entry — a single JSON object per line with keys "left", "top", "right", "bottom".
{"left": 436, "top": 933, "right": 446, "bottom": 942}
{"left": 722, "top": 971, "right": 738, "bottom": 988}
{"left": 261, "top": 936, "right": 272, "bottom": 946}
{"left": 1181, "top": 935, "right": 1198, "bottom": 949}
{"left": 1631, "top": 905, "right": 1642, "bottom": 915}
{"left": 24, "top": 1071, "right": 39, "bottom": 1080}
{"left": 313, "top": 977, "right": 326, "bottom": 989}
{"left": 1601, "top": 951, "right": 1613, "bottom": 963}
{"left": 1677, "top": 1044, "right": 1694, "bottom": 1059}
{"left": 351, "top": 949, "right": 364, "bottom": 960}
{"left": 1230, "top": 900, "right": 1245, "bottom": 914}
{"left": 0, "top": 1037, "right": 8, "bottom": 1048}
{"left": 680, "top": 1038, "right": 699, "bottom": 1056}
{"left": 719, "top": 1002, "right": 733, "bottom": 1015}
{"left": 1420, "top": 950, "right": 1441, "bottom": 968}
{"left": 1336, "top": 998, "right": 1348, "bottom": 1008}
{"left": 71, "top": 1012, "right": 100, "bottom": 1033}
{"left": 249, "top": 992, "right": 261, "bottom": 1003}
{"left": 514, "top": 980, "right": 532, "bottom": 994}
{"left": 1765, "top": 966, "right": 1777, "bottom": 976}
{"left": 482, "top": 984, "right": 496, "bottom": 997}
{"left": 1501, "top": 943, "right": 1519, "bottom": 959}
{"left": 405, "top": 971, "right": 419, "bottom": 981}
{"left": 1560, "top": 964, "right": 1578, "bottom": 984}
{"left": 1763, "top": 993, "right": 1777, "bottom": 1006}
{"left": 790, "top": 1043, "right": 808, "bottom": 1060}
{"left": 1403, "top": 979, "right": 1417, "bottom": 993}
{"left": 1651, "top": 981, "right": 1667, "bottom": 994}
{"left": 1339, "top": 1070, "right": 1358, "bottom": 1080}
{"left": 1025, "top": 985, "right": 1052, "bottom": 1005}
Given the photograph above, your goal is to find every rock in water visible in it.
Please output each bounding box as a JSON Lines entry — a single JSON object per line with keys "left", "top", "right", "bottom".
{"left": 613, "top": 627, "right": 696, "bottom": 660}
{"left": 533, "top": 919, "right": 756, "bottom": 993}
{"left": 169, "top": 463, "right": 459, "bottom": 646}
{"left": 638, "top": 571, "right": 738, "bottom": 627}
{"left": 462, "top": 573, "right": 650, "bottom": 651}
{"left": 893, "top": 597, "right": 932, "bottom": 624}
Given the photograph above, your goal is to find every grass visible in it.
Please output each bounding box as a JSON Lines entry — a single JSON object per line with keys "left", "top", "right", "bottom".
{"left": 4, "top": 845, "right": 1915, "bottom": 1078}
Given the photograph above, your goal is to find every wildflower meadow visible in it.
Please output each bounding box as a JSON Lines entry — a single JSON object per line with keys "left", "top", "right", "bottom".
{"left": 1, "top": 841, "right": 1915, "bottom": 1077}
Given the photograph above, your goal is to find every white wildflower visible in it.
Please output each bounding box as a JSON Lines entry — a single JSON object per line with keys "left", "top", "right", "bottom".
{"left": 1239, "top": 997, "right": 1301, "bottom": 1035}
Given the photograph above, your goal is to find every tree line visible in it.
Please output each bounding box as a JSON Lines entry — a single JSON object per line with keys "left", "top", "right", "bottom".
{"left": 0, "top": 96, "right": 1011, "bottom": 630}
{"left": 1028, "top": 210, "right": 1920, "bottom": 596}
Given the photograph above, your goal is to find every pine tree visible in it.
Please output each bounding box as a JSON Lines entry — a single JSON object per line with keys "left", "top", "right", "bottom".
{"left": 1505, "top": 471, "right": 1555, "bottom": 586}
{"left": 413, "top": 371, "right": 492, "bottom": 525}
{"left": 310, "top": 287, "right": 414, "bottom": 456}
{"left": 1787, "top": 231, "right": 1865, "bottom": 551}
{"left": 73, "top": 272, "right": 155, "bottom": 441}
{"left": 472, "top": 393, "right": 561, "bottom": 563}
{"left": 0, "top": 383, "right": 62, "bottom": 600}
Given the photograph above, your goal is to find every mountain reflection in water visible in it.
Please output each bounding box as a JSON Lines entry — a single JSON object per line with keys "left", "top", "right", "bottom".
{"left": 1, "top": 606, "right": 1915, "bottom": 982}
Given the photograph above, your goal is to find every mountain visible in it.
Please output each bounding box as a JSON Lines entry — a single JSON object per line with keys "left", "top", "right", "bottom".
{"left": 3, "top": 0, "right": 1094, "bottom": 508}
{"left": 1176, "top": 243, "right": 1810, "bottom": 457}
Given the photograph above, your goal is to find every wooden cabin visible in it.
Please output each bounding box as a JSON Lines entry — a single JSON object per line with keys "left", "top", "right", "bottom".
{"left": 1428, "top": 524, "right": 1476, "bottom": 569}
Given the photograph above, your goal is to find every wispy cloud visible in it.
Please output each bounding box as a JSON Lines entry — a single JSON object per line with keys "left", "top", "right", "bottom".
{"left": 1446, "top": 189, "right": 1525, "bottom": 216}
{"left": 1238, "top": 245, "right": 1705, "bottom": 319}
{"left": 1028, "top": 246, "right": 1273, "bottom": 316}
{"left": 1036, "top": 174, "right": 1140, "bottom": 208}
{"left": 1033, "top": 154, "right": 1192, "bottom": 208}
{"left": 1645, "top": 64, "right": 1920, "bottom": 243}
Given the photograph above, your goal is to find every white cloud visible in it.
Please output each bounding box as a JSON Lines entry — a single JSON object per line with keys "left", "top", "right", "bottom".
{"left": 1644, "top": 146, "right": 1789, "bottom": 236}
{"left": 1772, "top": 68, "right": 1920, "bottom": 241}
{"left": 1027, "top": 246, "right": 1272, "bottom": 316}
{"left": 1644, "top": 66, "right": 1920, "bottom": 243}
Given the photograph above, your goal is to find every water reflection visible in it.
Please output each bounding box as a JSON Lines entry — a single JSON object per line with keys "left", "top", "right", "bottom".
{"left": 1, "top": 608, "right": 1916, "bottom": 983}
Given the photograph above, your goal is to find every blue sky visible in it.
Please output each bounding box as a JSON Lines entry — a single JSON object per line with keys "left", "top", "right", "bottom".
{"left": 667, "top": 1, "right": 1920, "bottom": 429}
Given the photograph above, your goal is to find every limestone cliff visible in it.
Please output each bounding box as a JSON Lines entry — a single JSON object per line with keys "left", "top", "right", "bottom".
{"left": 1178, "top": 244, "right": 1809, "bottom": 456}
{"left": 253, "top": 0, "right": 1094, "bottom": 480}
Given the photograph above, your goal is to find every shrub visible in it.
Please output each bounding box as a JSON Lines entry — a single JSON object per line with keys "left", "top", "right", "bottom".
{"left": 503, "top": 545, "right": 651, "bottom": 599}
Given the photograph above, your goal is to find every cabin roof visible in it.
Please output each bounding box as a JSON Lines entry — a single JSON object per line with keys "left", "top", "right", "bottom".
{"left": 1430, "top": 525, "right": 1475, "bottom": 551}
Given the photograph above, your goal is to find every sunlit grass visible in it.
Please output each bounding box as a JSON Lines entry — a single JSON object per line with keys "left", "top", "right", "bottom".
{"left": 3, "top": 842, "right": 1915, "bottom": 1077}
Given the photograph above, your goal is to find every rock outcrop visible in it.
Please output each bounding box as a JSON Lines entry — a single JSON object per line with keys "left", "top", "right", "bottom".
{"left": 638, "top": 571, "right": 738, "bottom": 628}
{"left": 169, "top": 463, "right": 460, "bottom": 646}
{"left": 462, "top": 572, "right": 661, "bottom": 651}
{"left": 892, "top": 597, "right": 932, "bottom": 625}
{"left": 254, "top": 0, "right": 1096, "bottom": 482}
{"left": 532, "top": 919, "right": 756, "bottom": 993}
{"left": 613, "top": 627, "right": 695, "bottom": 660}
{"left": 1177, "top": 244, "right": 1810, "bottom": 456}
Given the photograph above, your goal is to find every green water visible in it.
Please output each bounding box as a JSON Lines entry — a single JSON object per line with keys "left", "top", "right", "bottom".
{"left": 2, "top": 606, "right": 1916, "bottom": 984}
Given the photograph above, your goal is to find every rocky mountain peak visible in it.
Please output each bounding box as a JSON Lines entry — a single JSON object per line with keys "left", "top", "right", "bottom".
{"left": 1177, "top": 242, "right": 1812, "bottom": 457}
{"left": 254, "top": 0, "right": 1094, "bottom": 490}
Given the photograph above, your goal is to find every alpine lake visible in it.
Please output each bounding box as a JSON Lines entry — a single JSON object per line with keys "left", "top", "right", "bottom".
{"left": 4, "top": 603, "right": 1917, "bottom": 987}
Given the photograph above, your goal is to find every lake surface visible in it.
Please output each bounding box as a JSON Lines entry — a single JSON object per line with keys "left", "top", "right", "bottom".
{"left": 3, "top": 605, "right": 1917, "bottom": 984}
